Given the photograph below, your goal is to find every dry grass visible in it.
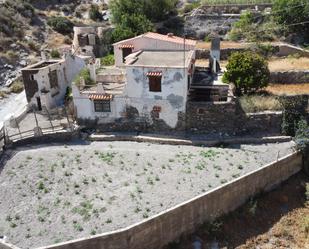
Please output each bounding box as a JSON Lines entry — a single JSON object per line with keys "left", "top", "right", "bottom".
{"left": 268, "top": 57, "right": 309, "bottom": 71}
{"left": 195, "top": 59, "right": 228, "bottom": 68}
{"left": 265, "top": 83, "right": 309, "bottom": 96}
{"left": 197, "top": 41, "right": 249, "bottom": 50}
{"left": 239, "top": 95, "right": 282, "bottom": 113}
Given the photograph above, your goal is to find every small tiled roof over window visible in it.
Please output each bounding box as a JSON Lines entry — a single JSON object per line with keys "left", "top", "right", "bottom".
{"left": 88, "top": 93, "right": 113, "bottom": 100}
{"left": 146, "top": 71, "right": 162, "bottom": 77}
{"left": 119, "top": 44, "right": 134, "bottom": 49}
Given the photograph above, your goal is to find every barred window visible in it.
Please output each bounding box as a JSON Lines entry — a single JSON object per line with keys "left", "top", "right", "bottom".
{"left": 94, "top": 100, "right": 111, "bottom": 112}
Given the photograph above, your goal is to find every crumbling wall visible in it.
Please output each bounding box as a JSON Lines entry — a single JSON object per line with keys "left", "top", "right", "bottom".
{"left": 21, "top": 69, "right": 39, "bottom": 102}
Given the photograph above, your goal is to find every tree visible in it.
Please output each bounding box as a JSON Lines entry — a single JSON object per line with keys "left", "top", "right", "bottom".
{"left": 111, "top": 13, "right": 154, "bottom": 42}
{"left": 109, "top": 0, "right": 177, "bottom": 42}
{"left": 223, "top": 51, "right": 270, "bottom": 96}
{"left": 110, "top": 0, "right": 177, "bottom": 23}
{"left": 273, "top": 0, "right": 309, "bottom": 41}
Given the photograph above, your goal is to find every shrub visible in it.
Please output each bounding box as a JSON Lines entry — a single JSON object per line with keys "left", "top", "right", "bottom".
{"left": 10, "top": 80, "right": 24, "bottom": 93}
{"left": 50, "top": 49, "right": 60, "bottom": 58}
{"left": 251, "top": 43, "right": 278, "bottom": 58}
{"left": 239, "top": 95, "right": 282, "bottom": 113}
{"left": 280, "top": 96, "right": 307, "bottom": 136}
{"left": 74, "top": 68, "right": 95, "bottom": 87}
{"left": 223, "top": 51, "right": 270, "bottom": 96}
{"left": 101, "top": 54, "right": 115, "bottom": 66}
{"left": 182, "top": 1, "right": 200, "bottom": 14}
{"left": 47, "top": 16, "right": 73, "bottom": 35}
{"left": 27, "top": 41, "right": 38, "bottom": 51}
{"left": 63, "top": 36, "right": 72, "bottom": 45}
{"left": 89, "top": 4, "right": 102, "bottom": 21}
{"left": 294, "top": 119, "right": 309, "bottom": 152}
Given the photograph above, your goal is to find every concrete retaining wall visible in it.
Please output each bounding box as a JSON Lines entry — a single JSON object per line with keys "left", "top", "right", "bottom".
{"left": 5, "top": 151, "right": 297, "bottom": 249}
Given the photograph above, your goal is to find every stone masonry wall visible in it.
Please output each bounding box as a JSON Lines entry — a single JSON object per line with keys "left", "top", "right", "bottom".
{"left": 270, "top": 70, "right": 309, "bottom": 84}
{"left": 4, "top": 152, "right": 298, "bottom": 249}
{"left": 186, "top": 100, "right": 282, "bottom": 135}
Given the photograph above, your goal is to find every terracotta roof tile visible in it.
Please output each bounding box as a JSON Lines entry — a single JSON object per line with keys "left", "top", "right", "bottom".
{"left": 146, "top": 71, "right": 162, "bottom": 77}
{"left": 88, "top": 93, "right": 113, "bottom": 100}
{"left": 144, "top": 32, "right": 197, "bottom": 46}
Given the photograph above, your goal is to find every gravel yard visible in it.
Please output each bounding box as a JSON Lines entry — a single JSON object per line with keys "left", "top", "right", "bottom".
{"left": 0, "top": 141, "right": 295, "bottom": 248}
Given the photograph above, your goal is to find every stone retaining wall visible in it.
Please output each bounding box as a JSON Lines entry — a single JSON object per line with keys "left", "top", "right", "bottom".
{"left": 196, "top": 43, "right": 309, "bottom": 61}
{"left": 1, "top": 152, "right": 298, "bottom": 249}
{"left": 270, "top": 70, "right": 309, "bottom": 84}
{"left": 186, "top": 100, "right": 282, "bottom": 135}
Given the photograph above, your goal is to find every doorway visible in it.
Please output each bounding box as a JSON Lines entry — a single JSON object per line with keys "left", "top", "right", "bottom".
{"left": 36, "top": 97, "right": 42, "bottom": 111}
{"left": 122, "top": 48, "right": 133, "bottom": 63}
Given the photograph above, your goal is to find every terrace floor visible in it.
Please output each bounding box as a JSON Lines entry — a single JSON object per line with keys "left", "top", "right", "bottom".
{"left": 0, "top": 141, "right": 294, "bottom": 248}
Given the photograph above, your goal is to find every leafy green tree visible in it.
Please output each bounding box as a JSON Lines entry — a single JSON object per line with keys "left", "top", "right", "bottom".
{"left": 223, "top": 51, "right": 270, "bottom": 96}
{"left": 109, "top": 0, "right": 177, "bottom": 42}
{"left": 111, "top": 13, "right": 153, "bottom": 42}
{"left": 110, "top": 0, "right": 177, "bottom": 23}
{"left": 273, "top": 0, "right": 309, "bottom": 40}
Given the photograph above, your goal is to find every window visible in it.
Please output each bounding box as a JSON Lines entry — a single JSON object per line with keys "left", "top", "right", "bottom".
{"left": 30, "top": 74, "right": 35, "bottom": 81}
{"left": 94, "top": 100, "right": 111, "bottom": 112}
{"left": 49, "top": 70, "right": 59, "bottom": 89}
{"left": 148, "top": 76, "right": 162, "bottom": 92}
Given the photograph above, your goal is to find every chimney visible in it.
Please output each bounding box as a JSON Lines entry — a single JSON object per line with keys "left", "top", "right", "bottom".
{"left": 209, "top": 37, "right": 221, "bottom": 74}
{"left": 167, "top": 33, "right": 174, "bottom": 37}
{"left": 41, "top": 51, "right": 47, "bottom": 61}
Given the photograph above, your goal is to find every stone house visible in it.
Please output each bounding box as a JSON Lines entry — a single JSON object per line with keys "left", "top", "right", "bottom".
{"left": 73, "top": 32, "right": 197, "bottom": 129}
{"left": 72, "top": 33, "right": 231, "bottom": 131}
{"left": 21, "top": 54, "right": 85, "bottom": 111}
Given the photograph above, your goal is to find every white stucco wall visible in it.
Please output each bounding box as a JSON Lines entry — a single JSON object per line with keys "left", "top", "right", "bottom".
{"left": 73, "top": 66, "right": 191, "bottom": 128}
{"left": 24, "top": 55, "right": 85, "bottom": 110}
{"left": 114, "top": 36, "right": 196, "bottom": 67}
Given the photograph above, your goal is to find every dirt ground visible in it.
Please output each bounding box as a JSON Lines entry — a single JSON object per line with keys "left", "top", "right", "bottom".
{"left": 268, "top": 57, "right": 309, "bottom": 72}
{"left": 196, "top": 41, "right": 249, "bottom": 50}
{"left": 0, "top": 141, "right": 294, "bottom": 248}
{"left": 168, "top": 172, "right": 309, "bottom": 249}
{"left": 265, "top": 83, "right": 309, "bottom": 96}
{"left": 196, "top": 57, "right": 309, "bottom": 72}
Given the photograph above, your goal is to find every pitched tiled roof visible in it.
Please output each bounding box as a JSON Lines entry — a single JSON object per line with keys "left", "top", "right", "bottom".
{"left": 143, "top": 32, "right": 197, "bottom": 46}
{"left": 113, "top": 32, "right": 197, "bottom": 47}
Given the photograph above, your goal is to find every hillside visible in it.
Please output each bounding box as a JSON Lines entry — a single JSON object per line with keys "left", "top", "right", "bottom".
{"left": 0, "top": 0, "right": 110, "bottom": 87}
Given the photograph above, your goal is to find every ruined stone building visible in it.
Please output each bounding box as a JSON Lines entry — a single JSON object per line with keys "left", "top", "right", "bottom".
{"left": 21, "top": 54, "right": 85, "bottom": 111}
{"left": 72, "top": 26, "right": 109, "bottom": 58}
